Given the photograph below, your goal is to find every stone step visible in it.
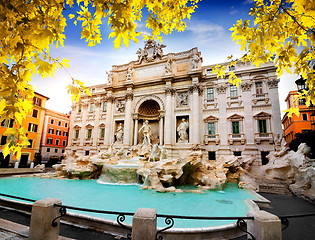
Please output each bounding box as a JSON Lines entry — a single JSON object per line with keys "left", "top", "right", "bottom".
{"left": 259, "top": 183, "right": 290, "bottom": 195}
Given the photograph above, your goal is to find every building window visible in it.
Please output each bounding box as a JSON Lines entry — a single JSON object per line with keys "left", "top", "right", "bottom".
{"left": 78, "top": 105, "right": 82, "bottom": 113}
{"left": 32, "top": 109, "right": 38, "bottom": 118}
{"left": 75, "top": 130, "right": 79, "bottom": 138}
{"left": 48, "top": 128, "right": 54, "bottom": 134}
{"left": 33, "top": 97, "right": 41, "bottom": 107}
{"left": 302, "top": 113, "right": 308, "bottom": 121}
{"left": 103, "top": 101, "right": 107, "bottom": 111}
{"left": 28, "top": 139, "right": 33, "bottom": 148}
{"left": 56, "top": 139, "right": 60, "bottom": 145}
{"left": 56, "top": 130, "right": 61, "bottom": 135}
{"left": 207, "top": 88, "right": 214, "bottom": 100}
{"left": 85, "top": 150, "right": 89, "bottom": 156}
{"left": 0, "top": 135, "right": 7, "bottom": 145}
{"left": 58, "top": 121, "right": 61, "bottom": 126}
{"left": 50, "top": 119, "right": 54, "bottom": 124}
{"left": 62, "top": 140, "right": 66, "bottom": 146}
{"left": 258, "top": 119, "right": 267, "bottom": 133}
{"left": 1, "top": 119, "right": 14, "bottom": 128}
{"left": 208, "top": 151, "right": 216, "bottom": 160}
{"left": 47, "top": 138, "right": 53, "bottom": 144}
{"left": 62, "top": 149, "right": 65, "bottom": 153}
{"left": 206, "top": 69, "right": 212, "bottom": 75}
{"left": 100, "top": 128, "right": 105, "bottom": 138}
{"left": 232, "top": 121, "right": 240, "bottom": 134}
{"left": 299, "top": 99, "right": 306, "bottom": 105}
{"left": 234, "top": 151, "right": 242, "bottom": 156}
{"left": 90, "top": 103, "right": 95, "bottom": 112}
{"left": 229, "top": 65, "right": 235, "bottom": 71}
{"left": 230, "top": 85, "right": 238, "bottom": 97}
{"left": 207, "top": 122, "right": 215, "bottom": 135}
{"left": 261, "top": 151, "right": 269, "bottom": 165}
{"left": 47, "top": 148, "right": 50, "bottom": 152}
{"left": 65, "top": 123, "right": 68, "bottom": 128}
{"left": 55, "top": 149, "right": 58, "bottom": 153}
{"left": 63, "top": 131, "right": 68, "bottom": 137}
{"left": 28, "top": 123, "right": 38, "bottom": 133}
{"left": 255, "top": 82, "right": 263, "bottom": 95}
{"left": 87, "top": 129, "right": 92, "bottom": 139}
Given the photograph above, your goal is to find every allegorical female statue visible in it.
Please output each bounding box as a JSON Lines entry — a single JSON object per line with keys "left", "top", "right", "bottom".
{"left": 177, "top": 118, "right": 189, "bottom": 142}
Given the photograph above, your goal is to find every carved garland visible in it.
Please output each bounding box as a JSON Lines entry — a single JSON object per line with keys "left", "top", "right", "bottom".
{"left": 241, "top": 82, "right": 252, "bottom": 92}
{"left": 216, "top": 85, "right": 227, "bottom": 94}
{"left": 267, "top": 79, "right": 280, "bottom": 89}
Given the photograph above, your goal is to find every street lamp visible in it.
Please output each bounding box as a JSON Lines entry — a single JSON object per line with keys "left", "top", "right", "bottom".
{"left": 295, "top": 75, "right": 308, "bottom": 92}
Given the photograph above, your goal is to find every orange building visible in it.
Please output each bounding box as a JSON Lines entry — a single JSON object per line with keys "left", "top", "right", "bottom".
{"left": 0, "top": 92, "right": 49, "bottom": 167}
{"left": 40, "top": 109, "right": 70, "bottom": 165}
{"left": 282, "top": 90, "right": 314, "bottom": 144}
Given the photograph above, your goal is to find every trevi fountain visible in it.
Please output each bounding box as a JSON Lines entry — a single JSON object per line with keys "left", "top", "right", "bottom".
{"left": 48, "top": 119, "right": 315, "bottom": 202}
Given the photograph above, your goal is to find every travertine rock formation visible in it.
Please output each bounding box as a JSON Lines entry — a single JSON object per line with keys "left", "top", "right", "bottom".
{"left": 262, "top": 143, "right": 315, "bottom": 200}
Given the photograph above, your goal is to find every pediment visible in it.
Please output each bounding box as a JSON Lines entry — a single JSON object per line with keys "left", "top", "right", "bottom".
{"left": 254, "top": 111, "right": 271, "bottom": 118}
{"left": 227, "top": 114, "right": 244, "bottom": 120}
{"left": 85, "top": 123, "right": 94, "bottom": 129}
{"left": 204, "top": 115, "right": 219, "bottom": 122}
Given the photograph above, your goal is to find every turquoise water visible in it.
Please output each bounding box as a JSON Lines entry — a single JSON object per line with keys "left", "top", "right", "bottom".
{"left": 0, "top": 177, "right": 258, "bottom": 228}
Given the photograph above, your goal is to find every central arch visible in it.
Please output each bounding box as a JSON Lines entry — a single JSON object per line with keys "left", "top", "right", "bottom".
{"left": 133, "top": 96, "right": 164, "bottom": 145}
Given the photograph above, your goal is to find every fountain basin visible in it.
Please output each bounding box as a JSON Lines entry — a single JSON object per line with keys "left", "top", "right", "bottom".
{"left": 0, "top": 176, "right": 268, "bottom": 229}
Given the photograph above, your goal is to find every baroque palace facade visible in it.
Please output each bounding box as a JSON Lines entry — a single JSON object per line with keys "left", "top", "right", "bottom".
{"left": 67, "top": 40, "right": 282, "bottom": 167}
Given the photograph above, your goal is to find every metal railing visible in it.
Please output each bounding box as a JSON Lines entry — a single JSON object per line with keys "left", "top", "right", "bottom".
{"left": 279, "top": 213, "right": 315, "bottom": 231}
{"left": 2, "top": 192, "right": 315, "bottom": 240}
{"left": 155, "top": 214, "right": 255, "bottom": 240}
{"left": 53, "top": 203, "right": 134, "bottom": 239}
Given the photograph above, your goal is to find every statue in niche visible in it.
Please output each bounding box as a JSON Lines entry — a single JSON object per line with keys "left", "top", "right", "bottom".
{"left": 191, "top": 52, "right": 200, "bottom": 69}
{"left": 116, "top": 100, "right": 125, "bottom": 113}
{"left": 115, "top": 123, "right": 124, "bottom": 143}
{"left": 177, "top": 118, "right": 189, "bottom": 142}
{"left": 138, "top": 120, "right": 152, "bottom": 146}
{"left": 177, "top": 92, "right": 188, "bottom": 106}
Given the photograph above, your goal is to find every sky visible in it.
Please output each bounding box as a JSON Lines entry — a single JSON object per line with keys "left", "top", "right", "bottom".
{"left": 31, "top": 0, "right": 298, "bottom": 116}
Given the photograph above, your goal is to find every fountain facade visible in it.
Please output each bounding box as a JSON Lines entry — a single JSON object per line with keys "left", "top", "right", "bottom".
{"left": 67, "top": 40, "right": 283, "bottom": 176}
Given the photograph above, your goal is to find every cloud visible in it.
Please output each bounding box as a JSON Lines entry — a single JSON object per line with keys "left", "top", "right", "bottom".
{"left": 230, "top": 6, "right": 239, "bottom": 15}
{"left": 243, "top": 0, "right": 255, "bottom": 4}
{"left": 186, "top": 20, "right": 226, "bottom": 45}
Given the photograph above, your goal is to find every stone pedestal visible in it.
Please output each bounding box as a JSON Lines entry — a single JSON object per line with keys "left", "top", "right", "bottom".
{"left": 132, "top": 208, "right": 157, "bottom": 240}
{"left": 247, "top": 210, "right": 282, "bottom": 240}
{"left": 29, "top": 198, "right": 62, "bottom": 240}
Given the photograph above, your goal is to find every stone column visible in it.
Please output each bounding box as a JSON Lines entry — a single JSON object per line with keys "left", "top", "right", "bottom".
{"left": 241, "top": 80, "right": 255, "bottom": 145}
{"left": 133, "top": 115, "right": 139, "bottom": 145}
{"left": 247, "top": 210, "right": 282, "bottom": 240}
{"left": 189, "top": 81, "right": 201, "bottom": 144}
{"left": 267, "top": 78, "right": 282, "bottom": 136}
{"left": 159, "top": 114, "right": 164, "bottom": 146}
{"left": 132, "top": 208, "right": 157, "bottom": 240}
{"left": 164, "top": 86, "right": 174, "bottom": 147}
{"left": 104, "top": 95, "right": 114, "bottom": 147}
{"left": 29, "top": 198, "right": 62, "bottom": 240}
{"left": 216, "top": 84, "right": 230, "bottom": 154}
{"left": 93, "top": 99, "right": 102, "bottom": 147}
{"left": 79, "top": 101, "right": 88, "bottom": 146}
{"left": 123, "top": 91, "right": 133, "bottom": 147}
